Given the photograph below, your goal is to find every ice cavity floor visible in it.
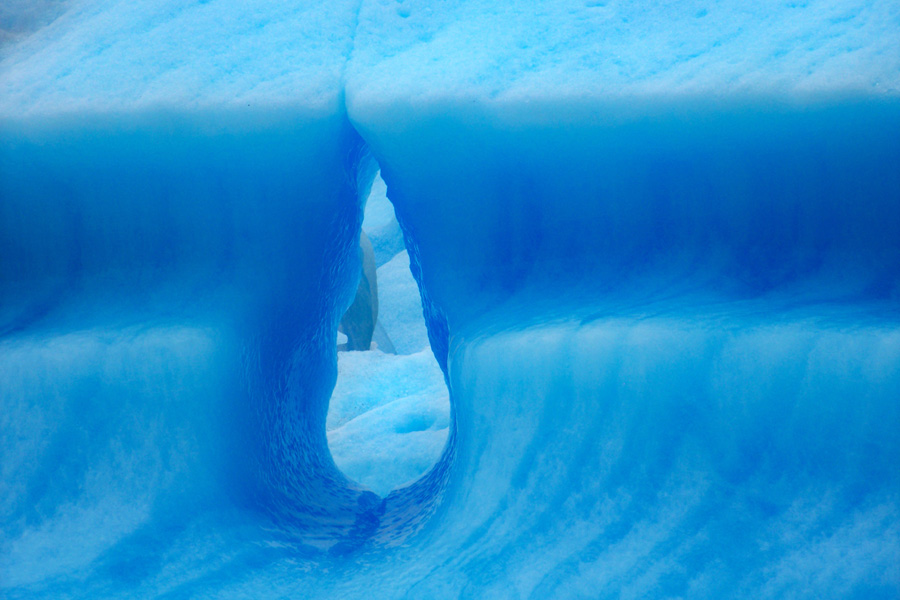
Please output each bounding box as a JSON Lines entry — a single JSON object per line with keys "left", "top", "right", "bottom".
{"left": 327, "top": 173, "right": 450, "bottom": 497}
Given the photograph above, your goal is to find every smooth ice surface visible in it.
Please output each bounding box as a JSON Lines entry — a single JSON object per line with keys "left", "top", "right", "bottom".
{"left": 437, "top": 313, "right": 900, "bottom": 598}
{"left": 0, "top": 0, "right": 69, "bottom": 47}
{"left": 2, "top": 1, "right": 899, "bottom": 598}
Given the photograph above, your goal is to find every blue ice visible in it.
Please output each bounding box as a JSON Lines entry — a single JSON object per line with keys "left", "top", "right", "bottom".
{"left": 1, "top": 1, "right": 899, "bottom": 598}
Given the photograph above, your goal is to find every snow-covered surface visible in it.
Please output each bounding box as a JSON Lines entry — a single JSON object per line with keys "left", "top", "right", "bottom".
{"left": 327, "top": 348, "right": 449, "bottom": 496}
{"left": 2, "top": 0, "right": 897, "bottom": 117}
{"left": 0, "top": 0, "right": 359, "bottom": 114}
{"left": 346, "top": 0, "right": 900, "bottom": 112}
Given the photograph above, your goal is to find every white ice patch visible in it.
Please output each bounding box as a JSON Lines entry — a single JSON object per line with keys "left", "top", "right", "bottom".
{"left": 327, "top": 348, "right": 449, "bottom": 496}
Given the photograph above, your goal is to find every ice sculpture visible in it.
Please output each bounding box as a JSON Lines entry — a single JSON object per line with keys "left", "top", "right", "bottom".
{"left": 2, "top": 1, "right": 899, "bottom": 598}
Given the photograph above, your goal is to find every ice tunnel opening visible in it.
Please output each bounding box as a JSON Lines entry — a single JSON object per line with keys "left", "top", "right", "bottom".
{"left": 0, "top": 114, "right": 456, "bottom": 560}
{"left": 326, "top": 170, "right": 451, "bottom": 498}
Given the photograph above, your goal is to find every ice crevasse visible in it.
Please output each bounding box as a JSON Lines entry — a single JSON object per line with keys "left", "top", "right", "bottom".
{"left": 1, "top": 1, "right": 899, "bottom": 598}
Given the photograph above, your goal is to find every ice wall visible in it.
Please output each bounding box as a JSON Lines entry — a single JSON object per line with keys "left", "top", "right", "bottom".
{"left": 343, "top": 2, "right": 900, "bottom": 596}
{"left": 0, "top": 1, "right": 417, "bottom": 588}
{"left": 342, "top": 100, "right": 900, "bottom": 598}
{"left": 2, "top": 1, "right": 899, "bottom": 598}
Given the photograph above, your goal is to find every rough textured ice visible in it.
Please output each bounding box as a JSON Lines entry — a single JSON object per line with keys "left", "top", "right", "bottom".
{"left": 346, "top": 0, "right": 900, "bottom": 112}
{"left": 1, "top": 1, "right": 899, "bottom": 599}
{"left": 0, "top": 0, "right": 361, "bottom": 114}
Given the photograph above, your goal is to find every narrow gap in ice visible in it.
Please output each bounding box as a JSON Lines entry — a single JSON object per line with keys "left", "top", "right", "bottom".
{"left": 326, "top": 170, "right": 450, "bottom": 497}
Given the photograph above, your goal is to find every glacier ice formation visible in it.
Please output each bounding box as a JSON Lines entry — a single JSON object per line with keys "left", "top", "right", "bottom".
{"left": 1, "top": 1, "right": 899, "bottom": 598}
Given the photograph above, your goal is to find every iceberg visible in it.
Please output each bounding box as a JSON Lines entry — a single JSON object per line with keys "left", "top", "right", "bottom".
{"left": 2, "top": 1, "right": 898, "bottom": 598}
